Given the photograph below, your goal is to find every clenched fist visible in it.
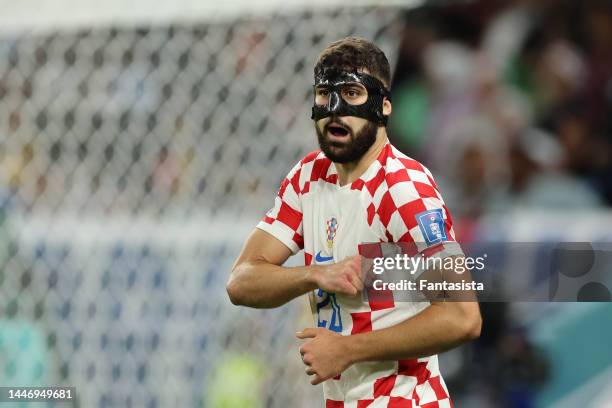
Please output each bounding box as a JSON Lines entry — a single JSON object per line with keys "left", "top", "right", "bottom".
{"left": 311, "top": 255, "right": 364, "bottom": 296}
{"left": 297, "top": 328, "right": 352, "bottom": 385}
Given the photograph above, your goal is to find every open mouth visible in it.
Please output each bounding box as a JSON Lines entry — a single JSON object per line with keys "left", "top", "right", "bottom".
{"left": 327, "top": 122, "right": 350, "bottom": 137}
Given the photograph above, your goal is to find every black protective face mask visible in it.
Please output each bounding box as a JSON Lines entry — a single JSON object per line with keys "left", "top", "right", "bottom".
{"left": 311, "top": 69, "right": 391, "bottom": 126}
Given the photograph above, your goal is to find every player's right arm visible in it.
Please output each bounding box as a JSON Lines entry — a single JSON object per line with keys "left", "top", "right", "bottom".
{"left": 227, "top": 156, "right": 362, "bottom": 308}
{"left": 227, "top": 229, "right": 362, "bottom": 308}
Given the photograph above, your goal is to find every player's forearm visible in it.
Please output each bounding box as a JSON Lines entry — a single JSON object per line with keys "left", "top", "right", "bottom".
{"left": 344, "top": 302, "right": 481, "bottom": 363}
{"left": 227, "top": 261, "right": 319, "bottom": 308}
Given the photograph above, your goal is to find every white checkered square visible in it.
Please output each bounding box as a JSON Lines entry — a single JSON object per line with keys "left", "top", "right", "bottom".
{"left": 388, "top": 181, "right": 419, "bottom": 207}
{"left": 406, "top": 168, "right": 430, "bottom": 184}
{"left": 389, "top": 376, "right": 418, "bottom": 398}
{"left": 414, "top": 380, "right": 439, "bottom": 405}
{"left": 384, "top": 156, "right": 405, "bottom": 173}
{"left": 361, "top": 161, "right": 383, "bottom": 183}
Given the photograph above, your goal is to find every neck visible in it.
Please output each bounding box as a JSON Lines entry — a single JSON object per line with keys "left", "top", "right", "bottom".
{"left": 335, "top": 129, "right": 388, "bottom": 186}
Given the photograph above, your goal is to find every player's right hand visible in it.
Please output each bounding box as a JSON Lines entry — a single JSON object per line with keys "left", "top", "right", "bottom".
{"left": 312, "top": 255, "right": 363, "bottom": 296}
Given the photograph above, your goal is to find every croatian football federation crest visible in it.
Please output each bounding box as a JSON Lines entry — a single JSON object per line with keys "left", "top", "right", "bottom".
{"left": 326, "top": 217, "right": 338, "bottom": 249}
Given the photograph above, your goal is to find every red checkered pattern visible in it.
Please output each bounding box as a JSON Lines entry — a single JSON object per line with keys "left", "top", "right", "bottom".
{"left": 257, "top": 143, "right": 461, "bottom": 406}
{"left": 357, "top": 145, "right": 457, "bottom": 256}
{"left": 257, "top": 152, "right": 314, "bottom": 254}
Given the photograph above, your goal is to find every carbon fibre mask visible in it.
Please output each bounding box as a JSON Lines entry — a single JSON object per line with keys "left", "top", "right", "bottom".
{"left": 311, "top": 69, "right": 391, "bottom": 126}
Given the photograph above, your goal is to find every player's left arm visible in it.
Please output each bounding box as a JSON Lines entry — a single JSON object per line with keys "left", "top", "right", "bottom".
{"left": 297, "top": 257, "right": 481, "bottom": 385}
{"left": 341, "top": 255, "right": 482, "bottom": 355}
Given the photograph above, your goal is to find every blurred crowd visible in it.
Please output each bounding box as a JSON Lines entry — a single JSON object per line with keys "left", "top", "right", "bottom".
{"left": 389, "top": 0, "right": 612, "bottom": 235}
{"left": 387, "top": 1, "right": 612, "bottom": 406}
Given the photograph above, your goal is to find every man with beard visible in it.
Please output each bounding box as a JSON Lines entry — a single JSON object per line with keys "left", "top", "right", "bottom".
{"left": 227, "top": 37, "right": 481, "bottom": 407}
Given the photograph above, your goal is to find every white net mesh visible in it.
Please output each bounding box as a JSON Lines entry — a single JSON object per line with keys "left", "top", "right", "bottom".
{"left": 0, "top": 7, "right": 403, "bottom": 407}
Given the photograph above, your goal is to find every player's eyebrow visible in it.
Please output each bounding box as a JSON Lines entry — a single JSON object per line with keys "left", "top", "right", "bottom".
{"left": 343, "top": 83, "right": 366, "bottom": 90}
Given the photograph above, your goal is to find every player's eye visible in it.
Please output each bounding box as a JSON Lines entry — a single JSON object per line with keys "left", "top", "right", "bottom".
{"left": 314, "top": 88, "right": 331, "bottom": 106}
{"left": 341, "top": 86, "right": 367, "bottom": 105}
{"left": 342, "top": 86, "right": 364, "bottom": 97}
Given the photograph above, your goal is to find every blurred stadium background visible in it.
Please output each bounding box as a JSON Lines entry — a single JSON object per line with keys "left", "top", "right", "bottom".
{"left": 0, "top": 0, "right": 611, "bottom": 407}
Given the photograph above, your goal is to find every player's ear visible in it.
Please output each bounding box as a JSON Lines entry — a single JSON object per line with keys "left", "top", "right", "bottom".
{"left": 383, "top": 98, "right": 392, "bottom": 117}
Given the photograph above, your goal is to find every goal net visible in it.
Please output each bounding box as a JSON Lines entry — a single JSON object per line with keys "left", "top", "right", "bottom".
{"left": 0, "top": 2, "right": 404, "bottom": 406}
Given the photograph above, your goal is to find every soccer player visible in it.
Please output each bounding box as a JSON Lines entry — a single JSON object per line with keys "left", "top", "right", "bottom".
{"left": 227, "top": 37, "right": 481, "bottom": 407}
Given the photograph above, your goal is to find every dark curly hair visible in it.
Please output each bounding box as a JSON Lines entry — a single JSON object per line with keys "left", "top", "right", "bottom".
{"left": 314, "top": 37, "right": 391, "bottom": 88}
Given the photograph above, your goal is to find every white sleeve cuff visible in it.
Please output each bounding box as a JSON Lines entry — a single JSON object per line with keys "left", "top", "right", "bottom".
{"left": 256, "top": 220, "right": 300, "bottom": 255}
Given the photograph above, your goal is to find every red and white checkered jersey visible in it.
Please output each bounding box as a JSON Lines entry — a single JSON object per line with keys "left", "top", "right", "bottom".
{"left": 257, "top": 142, "right": 462, "bottom": 408}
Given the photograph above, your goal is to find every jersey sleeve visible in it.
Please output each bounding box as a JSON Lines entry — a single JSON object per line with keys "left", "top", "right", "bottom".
{"left": 256, "top": 160, "right": 304, "bottom": 254}
{"left": 382, "top": 164, "right": 463, "bottom": 259}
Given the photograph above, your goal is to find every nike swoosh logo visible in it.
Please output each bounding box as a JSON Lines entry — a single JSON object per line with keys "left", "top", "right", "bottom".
{"left": 315, "top": 251, "right": 334, "bottom": 263}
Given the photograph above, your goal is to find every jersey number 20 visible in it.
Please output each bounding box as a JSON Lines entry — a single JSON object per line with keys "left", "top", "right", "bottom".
{"left": 316, "top": 289, "right": 343, "bottom": 333}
